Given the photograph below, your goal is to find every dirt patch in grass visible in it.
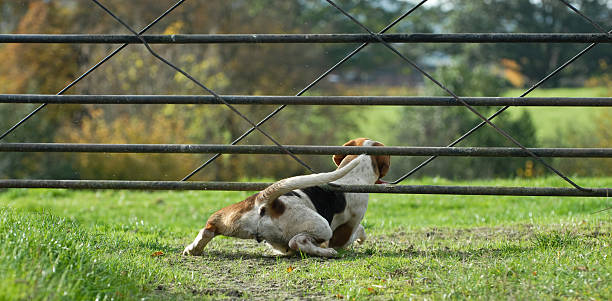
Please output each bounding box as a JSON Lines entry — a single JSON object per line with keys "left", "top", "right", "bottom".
{"left": 158, "top": 240, "right": 332, "bottom": 300}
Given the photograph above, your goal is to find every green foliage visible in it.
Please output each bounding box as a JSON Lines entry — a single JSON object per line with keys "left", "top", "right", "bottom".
{"left": 501, "top": 87, "right": 612, "bottom": 177}
{"left": 551, "top": 109, "right": 612, "bottom": 177}
{"left": 395, "top": 60, "right": 539, "bottom": 179}
{"left": 0, "top": 0, "right": 362, "bottom": 180}
{"left": 435, "top": 0, "right": 612, "bottom": 87}
{"left": 423, "top": 60, "right": 510, "bottom": 97}
{"left": 0, "top": 1, "right": 85, "bottom": 179}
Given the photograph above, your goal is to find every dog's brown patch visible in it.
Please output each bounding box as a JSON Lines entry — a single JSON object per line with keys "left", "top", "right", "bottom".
{"left": 228, "top": 193, "right": 257, "bottom": 223}
{"left": 333, "top": 138, "right": 390, "bottom": 180}
{"left": 207, "top": 193, "right": 257, "bottom": 235}
{"left": 267, "top": 198, "right": 286, "bottom": 218}
{"left": 204, "top": 223, "right": 217, "bottom": 233}
{"left": 329, "top": 223, "right": 354, "bottom": 248}
{"left": 333, "top": 138, "right": 366, "bottom": 166}
{"left": 371, "top": 141, "right": 390, "bottom": 178}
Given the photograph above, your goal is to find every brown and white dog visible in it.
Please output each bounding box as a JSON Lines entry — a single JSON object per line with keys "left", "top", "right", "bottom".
{"left": 182, "top": 138, "right": 390, "bottom": 257}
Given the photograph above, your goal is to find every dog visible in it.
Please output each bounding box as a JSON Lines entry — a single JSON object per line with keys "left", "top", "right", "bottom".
{"left": 182, "top": 138, "right": 390, "bottom": 257}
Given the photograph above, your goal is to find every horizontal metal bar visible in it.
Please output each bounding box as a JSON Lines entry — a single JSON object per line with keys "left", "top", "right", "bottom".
{"left": 1, "top": 33, "right": 611, "bottom": 44}
{"left": 2, "top": 94, "right": 612, "bottom": 106}
{"left": 0, "top": 180, "right": 609, "bottom": 196}
{"left": 2, "top": 143, "right": 612, "bottom": 157}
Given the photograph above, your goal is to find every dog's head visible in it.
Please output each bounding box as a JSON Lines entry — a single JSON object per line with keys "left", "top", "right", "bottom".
{"left": 332, "top": 138, "right": 390, "bottom": 184}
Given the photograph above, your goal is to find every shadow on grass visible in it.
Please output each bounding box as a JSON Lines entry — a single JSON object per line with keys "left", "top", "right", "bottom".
{"left": 151, "top": 284, "right": 245, "bottom": 300}
{"left": 182, "top": 249, "right": 283, "bottom": 261}
{"left": 173, "top": 244, "right": 533, "bottom": 263}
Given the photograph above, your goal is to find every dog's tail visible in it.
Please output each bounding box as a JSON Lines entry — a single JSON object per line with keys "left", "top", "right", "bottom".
{"left": 255, "top": 154, "right": 364, "bottom": 206}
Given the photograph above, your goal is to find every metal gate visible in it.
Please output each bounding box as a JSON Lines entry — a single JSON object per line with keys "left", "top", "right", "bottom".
{"left": 0, "top": 0, "right": 611, "bottom": 197}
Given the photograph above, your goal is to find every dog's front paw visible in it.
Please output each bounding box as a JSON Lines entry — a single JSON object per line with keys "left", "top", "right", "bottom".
{"left": 182, "top": 245, "right": 202, "bottom": 256}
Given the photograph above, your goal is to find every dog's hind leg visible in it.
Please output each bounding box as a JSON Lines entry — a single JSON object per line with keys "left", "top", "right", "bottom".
{"left": 350, "top": 224, "right": 367, "bottom": 244}
{"left": 349, "top": 224, "right": 366, "bottom": 245}
{"left": 289, "top": 233, "right": 337, "bottom": 257}
{"left": 182, "top": 225, "right": 216, "bottom": 256}
{"left": 329, "top": 222, "right": 367, "bottom": 248}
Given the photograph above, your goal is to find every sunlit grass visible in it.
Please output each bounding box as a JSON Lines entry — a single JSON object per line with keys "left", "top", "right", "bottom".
{"left": 0, "top": 177, "right": 610, "bottom": 299}
{"left": 502, "top": 87, "right": 612, "bottom": 143}
{"left": 344, "top": 86, "right": 611, "bottom": 146}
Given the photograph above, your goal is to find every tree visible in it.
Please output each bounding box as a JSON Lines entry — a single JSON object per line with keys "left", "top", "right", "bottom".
{"left": 0, "top": 1, "right": 84, "bottom": 179}
{"left": 394, "top": 59, "right": 539, "bottom": 179}
{"left": 435, "top": 0, "right": 612, "bottom": 87}
{"left": 0, "top": 0, "right": 363, "bottom": 180}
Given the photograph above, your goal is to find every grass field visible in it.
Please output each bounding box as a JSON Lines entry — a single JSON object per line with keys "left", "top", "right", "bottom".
{"left": 353, "top": 86, "right": 611, "bottom": 146}
{"left": 501, "top": 87, "right": 611, "bottom": 143}
{"left": 1, "top": 177, "right": 611, "bottom": 300}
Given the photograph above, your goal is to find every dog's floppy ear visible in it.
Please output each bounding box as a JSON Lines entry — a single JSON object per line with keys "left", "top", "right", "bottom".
{"left": 333, "top": 139, "right": 359, "bottom": 166}
{"left": 372, "top": 141, "right": 390, "bottom": 178}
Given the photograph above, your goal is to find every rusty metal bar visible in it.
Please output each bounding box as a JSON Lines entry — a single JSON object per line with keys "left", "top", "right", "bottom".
{"left": 1, "top": 33, "right": 612, "bottom": 44}
{"left": 0, "top": 179, "right": 609, "bottom": 196}
{"left": 2, "top": 94, "right": 612, "bottom": 106}
{"left": 2, "top": 143, "right": 612, "bottom": 158}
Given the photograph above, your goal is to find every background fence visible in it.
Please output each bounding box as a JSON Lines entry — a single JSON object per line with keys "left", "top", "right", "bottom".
{"left": 0, "top": 0, "right": 611, "bottom": 197}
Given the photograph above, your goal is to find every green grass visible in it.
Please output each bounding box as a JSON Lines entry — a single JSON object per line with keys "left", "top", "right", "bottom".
{"left": 501, "top": 87, "right": 612, "bottom": 143}
{"left": 1, "top": 177, "right": 611, "bottom": 300}
{"left": 351, "top": 86, "right": 612, "bottom": 146}
{"left": 349, "top": 106, "right": 402, "bottom": 145}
